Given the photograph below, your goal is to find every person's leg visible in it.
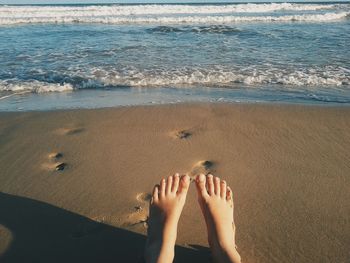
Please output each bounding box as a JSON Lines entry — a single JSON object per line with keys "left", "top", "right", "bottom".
{"left": 195, "top": 174, "right": 241, "bottom": 263}
{"left": 144, "top": 173, "right": 190, "bottom": 263}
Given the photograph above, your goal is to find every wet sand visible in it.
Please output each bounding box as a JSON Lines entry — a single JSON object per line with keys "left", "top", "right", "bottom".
{"left": 0, "top": 103, "right": 349, "bottom": 263}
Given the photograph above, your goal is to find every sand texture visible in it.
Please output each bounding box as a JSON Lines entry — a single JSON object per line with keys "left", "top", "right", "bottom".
{"left": 0, "top": 103, "right": 349, "bottom": 263}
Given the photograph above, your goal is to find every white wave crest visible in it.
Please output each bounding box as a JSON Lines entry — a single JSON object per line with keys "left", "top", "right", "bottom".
{"left": 91, "top": 67, "right": 350, "bottom": 87}
{"left": 0, "top": 80, "right": 74, "bottom": 93}
{"left": 0, "top": 3, "right": 347, "bottom": 25}
{"left": 0, "top": 11, "right": 348, "bottom": 25}
{"left": 2, "top": 66, "right": 348, "bottom": 94}
{"left": 0, "top": 3, "right": 336, "bottom": 18}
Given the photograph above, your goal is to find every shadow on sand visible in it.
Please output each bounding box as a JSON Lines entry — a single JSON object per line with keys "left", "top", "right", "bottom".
{"left": 0, "top": 192, "right": 210, "bottom": 263}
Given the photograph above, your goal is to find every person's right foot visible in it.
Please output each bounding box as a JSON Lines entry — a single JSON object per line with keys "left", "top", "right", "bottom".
{"left": 195, "top": 174, "right": 241, "bottom": 263}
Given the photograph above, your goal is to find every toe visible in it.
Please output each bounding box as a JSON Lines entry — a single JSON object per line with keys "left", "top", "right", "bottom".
{"left": 195, "top": 174, "right": 209, "bottom": 197}
{"left": 214, "top": 176, "right": 221, "bottom": 196}
{"left": 220, "top": 180, "right": 227, "bottom": 199}
{"left": 172, "top": 173, "right": 180, "bottom": 193}
{"left": 160, "top": 178, "right": 166, "bottom": 198}
{"left": 166, "top": 175, "right": 173, "bottom": 194}
{"left": 178, "top": 174, "right": 190, "bottom": 195}
{"left": 227, "top": 186, "right": 233, "bottom": 202}
{"left": 152, "top": 185, "right": 159, "bottom": 203}
{"left": 206, "top": 174, "right": 215, "bottom": 195}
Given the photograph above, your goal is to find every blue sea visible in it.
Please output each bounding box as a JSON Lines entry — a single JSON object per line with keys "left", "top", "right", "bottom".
{"left": 0, "top": 2, "right": 349, "bottom": 111}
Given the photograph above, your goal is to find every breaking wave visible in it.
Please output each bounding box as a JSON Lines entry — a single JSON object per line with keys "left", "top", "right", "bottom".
{"left": 0, "top": 3, "right": 348, "bottom": 25}
{"left": 1, "top": 66, "right": 349, "bottom": 93}
{"left": 0, "top": 3, "right": 337, "bottom": 16}
{"left": 0, "top": 80, "right": 74, "bottom": 93}
{"left": 1, "top": 12, "right": 348, "bottom": 25}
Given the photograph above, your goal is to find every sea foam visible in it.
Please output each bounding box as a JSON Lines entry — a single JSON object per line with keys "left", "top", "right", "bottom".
{"left": 0, "top": 3, "right": 347, "bottom": 25}
{"left": 1, "top": 66, "right": 349, "bottom": 93}
{"left": 0, "top": 3, "right": 336, "bottom": 17}
{"left": 1, "top": 12, "right": 348, "bottom": 25}
{"left": 0, "top": 80, "right": 74, "bottom": 93}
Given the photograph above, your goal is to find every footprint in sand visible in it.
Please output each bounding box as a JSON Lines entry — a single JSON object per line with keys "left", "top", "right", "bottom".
{"left": 49, "top": 152, "right": 63, "bottom": 160}
{"left": 136, "top": 192, "right": 152, "bottom": 203}
{"left": 50, "top": 152, "right": 67, "bottom": 171}
{"left": 55, "top": 162, "right": 67, "bottom": 171}
{"left": 171, "top": 129, "right": 192, "bottom": 140}
{"left": 122, "top": 192, "right": 152, "bottom": 229}
{"left": 42, "top": 152, "right": 67, "bottom": 172}
{"left": 56, "top": 127, "right": 84, "bottom": 136}
{"left": 189, "top": 160, "right": 215, "bottom": 179}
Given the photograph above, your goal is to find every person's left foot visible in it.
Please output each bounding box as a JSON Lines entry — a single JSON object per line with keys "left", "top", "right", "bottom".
{"left": 144, "top": 173, "right": 190, "bottom": 263}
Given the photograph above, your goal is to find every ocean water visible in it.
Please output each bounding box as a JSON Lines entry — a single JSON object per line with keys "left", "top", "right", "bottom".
{"left": 0, "top": 2, "right": 349, "bottom": 111}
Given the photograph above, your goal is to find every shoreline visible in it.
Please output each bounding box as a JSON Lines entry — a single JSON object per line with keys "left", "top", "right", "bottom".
{"left": 1, "top": 83, "right": 350, "bottom": 112}
{"left": 2, "top": 99, "right": 350, "bottom": 113}
{"left": 1, "top": 102, "right": 349, "bottom": 262}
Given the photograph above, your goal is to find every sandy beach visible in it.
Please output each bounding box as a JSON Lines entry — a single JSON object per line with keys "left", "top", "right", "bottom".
{"left": 0, "top": 103, "right": 349, "bottom": 263}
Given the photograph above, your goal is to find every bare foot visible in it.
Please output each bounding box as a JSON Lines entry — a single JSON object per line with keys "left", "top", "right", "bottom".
{"left": 145, "top": 173, "right": 190, "bottom": 263}
{"left": 195, "top": 174, "right": 241, "bottom": 263}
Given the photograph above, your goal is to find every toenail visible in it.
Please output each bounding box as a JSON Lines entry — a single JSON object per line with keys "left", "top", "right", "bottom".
{"left": 198, "top": 174, "right": 205, "bottom": 181}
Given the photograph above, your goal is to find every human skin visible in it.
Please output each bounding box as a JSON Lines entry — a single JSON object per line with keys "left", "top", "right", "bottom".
{"left": 144, "top": 173, "right": 241, "bottom": 263}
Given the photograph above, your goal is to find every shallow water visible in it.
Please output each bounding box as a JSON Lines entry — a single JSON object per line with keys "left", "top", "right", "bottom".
{"left": 0, "top": 2, "right": 349, "bottom": 111}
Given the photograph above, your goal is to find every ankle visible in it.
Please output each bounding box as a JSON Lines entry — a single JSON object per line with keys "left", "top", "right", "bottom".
{"left": 208, "top": 231, "right": 235, "bottom": 251}
{"left": 144, "top": 240, "right": 175, "bottom": 263}
{"left": 157, "top": 244, "right": 175, "bottom": 263}
{"left": 211, "top": 244, "right": 241, "bottom": 263}
{"left": 224, "top": 247, "right": 241, "bottom": 263}
{"left": 209, "top": 237, "right": 241, "bottom": 263}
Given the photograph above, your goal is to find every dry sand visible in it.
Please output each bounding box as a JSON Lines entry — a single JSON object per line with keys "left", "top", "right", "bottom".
{"left": 0, "top": 103, "right": 349, "bottom": 263}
